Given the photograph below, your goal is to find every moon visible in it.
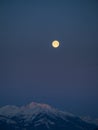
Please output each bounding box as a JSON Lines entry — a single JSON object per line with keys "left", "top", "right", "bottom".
{"left": 52, "top": 40, "right": 60, "bottom": 48}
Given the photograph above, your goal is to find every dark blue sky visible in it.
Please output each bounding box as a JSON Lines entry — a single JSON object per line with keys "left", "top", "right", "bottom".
{"left": 0, "top": 0, "right": 98, "bottom": 118}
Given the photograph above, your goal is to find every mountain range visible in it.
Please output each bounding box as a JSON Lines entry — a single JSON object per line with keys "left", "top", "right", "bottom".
{"left": 0, "top": 102, "right": 98, "bottom": 130}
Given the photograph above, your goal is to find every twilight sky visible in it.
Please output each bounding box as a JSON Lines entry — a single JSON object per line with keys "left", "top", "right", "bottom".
{"left": 0, "top": 0, "right": 98, "bottom": 118}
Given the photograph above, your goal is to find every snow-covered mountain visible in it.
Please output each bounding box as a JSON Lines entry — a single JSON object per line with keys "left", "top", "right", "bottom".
{"left": 0, "top": 102, "right": 97, "bottom": 130}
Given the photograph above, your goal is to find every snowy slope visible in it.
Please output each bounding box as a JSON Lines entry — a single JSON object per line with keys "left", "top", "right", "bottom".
{"left": 0, "top": 102, "right": 97, "bottom": 130}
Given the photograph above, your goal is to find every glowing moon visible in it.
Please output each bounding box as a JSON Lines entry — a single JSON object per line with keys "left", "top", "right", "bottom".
{"left": 52, "top": 40, "right": 60, "bottom": 48}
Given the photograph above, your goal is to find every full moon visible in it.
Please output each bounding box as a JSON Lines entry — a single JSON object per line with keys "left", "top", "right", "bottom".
{"left": 52, "top": 40, "right": 60, "bottom": 48}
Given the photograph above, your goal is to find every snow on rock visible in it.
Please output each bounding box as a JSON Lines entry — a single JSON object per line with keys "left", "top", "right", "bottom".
{"left": 0, "top": 102, "right": 97, "bottom": 130}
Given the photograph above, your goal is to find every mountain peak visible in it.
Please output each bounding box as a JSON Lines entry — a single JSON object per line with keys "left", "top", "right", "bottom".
{"left": 0, "top": 102, "right": 97, "bottom": 130}
{"left": 27, "top": 102, "right": 52, "bottom": 109}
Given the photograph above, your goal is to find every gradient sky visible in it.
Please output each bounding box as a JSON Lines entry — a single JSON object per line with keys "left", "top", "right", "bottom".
{"left": 0, "top": 0, "right": 98, "bottom": 118}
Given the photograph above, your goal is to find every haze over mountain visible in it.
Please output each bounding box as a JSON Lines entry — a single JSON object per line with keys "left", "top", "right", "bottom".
{"left": 0, "top": 102, "right": 97, "bottom": 130}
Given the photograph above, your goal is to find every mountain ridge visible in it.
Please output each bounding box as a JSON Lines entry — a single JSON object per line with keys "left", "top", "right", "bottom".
{"left": 0, "top": 102, "right": 97, "bottom": 130}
